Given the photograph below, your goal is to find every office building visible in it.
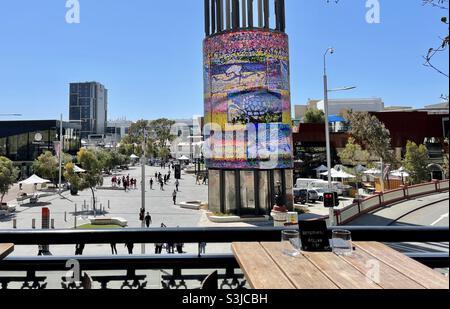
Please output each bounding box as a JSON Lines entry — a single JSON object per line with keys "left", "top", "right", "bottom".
{"left": 69, "top": 82, "right": 108, "bottom": 138}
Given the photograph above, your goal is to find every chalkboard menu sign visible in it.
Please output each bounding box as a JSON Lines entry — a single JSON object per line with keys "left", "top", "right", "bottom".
{"left": 299, "top": 219, "right": 331, "bottom": 252}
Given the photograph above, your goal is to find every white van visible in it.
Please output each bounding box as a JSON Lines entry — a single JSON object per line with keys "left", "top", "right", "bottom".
{"left": 295, "top": 178, "right": 343, "bottom": 195}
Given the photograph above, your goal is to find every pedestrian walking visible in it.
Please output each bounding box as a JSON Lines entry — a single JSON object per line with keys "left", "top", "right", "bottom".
{"left": 172, "top": 190, "right": 177, "bottom": 205}
{"left": 37, "top": 245, "right": 44, "bottom": 256}
{"left": 125, "top": 243, "right": 134, "bottom": 255}
{"left": 75, "top": 243, "right": 85, "bottom": 256}
{"left": 199, "top": 242, "right": 207, "bottom": 256}
{"left": 110, "top": 243, "right": 118, "bottom": 255}
{"left": 160, "top": 180, "right": 164, "bottom": 191}
{"left": 202, "top": 174, "right": 208, "bottom": 185}
{"left": 176, "top": 243, "right": 184, "bottom": 254}
{"left": 155, "top": 243, "right": 163, "bottom": 254}
{"left": 145, "top": 212, "right": 152, "bottom": 228}
{"left": 175, "top": 179, "right": 179, "bottom": 192}
{"left": 150, "top": 178, "right": 154, "bottom": 190}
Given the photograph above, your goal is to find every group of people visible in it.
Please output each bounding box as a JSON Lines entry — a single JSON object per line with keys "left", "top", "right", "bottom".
{"left": 111, "top": 174, "right": 137, "bottom": 191}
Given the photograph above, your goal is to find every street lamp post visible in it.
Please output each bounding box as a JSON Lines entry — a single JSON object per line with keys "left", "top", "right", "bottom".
{"left": 141, "top": 128, "right": 147, "bottom": 254}
{"left": 323, "top": 48, "right": 334, "bottom": 226}
{"left": 58, "top": 114, "right": 63, "bottom": 195}
{"left": 323, "top": 48, "right": 356, "bottom": 226}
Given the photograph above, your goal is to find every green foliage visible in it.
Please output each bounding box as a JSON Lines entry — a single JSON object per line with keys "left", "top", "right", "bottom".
{"left": 32, "top": 151, "right": 72, "bottom": 184}
{"left": 76, "top": 149, "right": 104, "bottom": 208}
{"left": 347, "top": 111, "right": 397, "bottom": 165}
{"left": 119, "top": 118, "right": 176, "bottom": 160}
{"left": 404, "top": 141, "right": 430, "bottom": 184}
{"left": 338, "top": 137, "right": 370, "bottom": 166}
{"left": 0, "top": 156, "right": 18, "bottom": 203}
{"left": 304, "top": 108, "right": 325, "bottom": 124}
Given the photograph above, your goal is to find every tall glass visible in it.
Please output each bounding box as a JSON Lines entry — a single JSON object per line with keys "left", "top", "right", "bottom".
{"left": 282, "top": 230, "right": 301, "bottom": 257}
{"left": 331, "top": 230, "right": 353, "bottom": 256}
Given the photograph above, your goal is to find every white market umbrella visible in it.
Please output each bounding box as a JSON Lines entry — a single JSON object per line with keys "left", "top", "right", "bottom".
{"left": 73, "top": 165, "right": 86, "bottom": 173}
{"left": 390, "top": 168, "right": 410, "bottom": 178}
{"left": 321, "top": 169, "right": 356, "bottom": 179}
{"left": 355, "top": 164, "right": 368, "bottom": 173}
{"left": 19, "top": 174, "right": 51, "bottom": 185}
{"left": 363, "top": 168, "right": 381, "bottom": 175}
{"left": 314, "top": 165, "right": 328, "bottom": 172}
{"left": 178, "top": 155, "right": 190, "bottom": 161}
{"left": 130, "top": 154, "right": 139, "bottom": 159}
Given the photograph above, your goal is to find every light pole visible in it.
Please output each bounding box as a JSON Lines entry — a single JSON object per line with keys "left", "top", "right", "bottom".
{"left": 141, "top": 128, "right": 147, "bottom": 254}
{"left": 323, "top": 48, "right": 356, "bottom": 226}
{"left": 58, "top": 114, "right": 63, "bottom": 195}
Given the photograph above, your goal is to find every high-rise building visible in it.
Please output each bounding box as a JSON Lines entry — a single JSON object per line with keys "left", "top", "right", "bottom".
{"left": 69, "top": 82, "right": 108, "bottom": 138}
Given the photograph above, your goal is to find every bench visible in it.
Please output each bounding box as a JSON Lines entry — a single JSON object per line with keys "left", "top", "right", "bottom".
{"left": 88, "top": 217, "right": 128, "bottom": 227}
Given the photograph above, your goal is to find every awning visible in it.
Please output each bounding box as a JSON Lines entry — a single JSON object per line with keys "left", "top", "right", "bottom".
{"left": 328, "top": 115, "right": 346, "bottom": 123}
{"left": 19, "top": 174, "right": 51, "bottom": 185}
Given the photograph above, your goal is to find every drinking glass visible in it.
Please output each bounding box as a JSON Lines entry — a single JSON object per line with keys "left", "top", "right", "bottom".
{"left": 281, "top": 230, "right": 301, "bottom": 257}
{"left": 331, "top": 230, "right": 353, "bottom": 256}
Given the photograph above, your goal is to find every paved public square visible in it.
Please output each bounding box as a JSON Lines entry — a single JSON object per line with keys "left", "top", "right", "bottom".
{"left": 0, "top": 165, "right": 240, "bottom": 257}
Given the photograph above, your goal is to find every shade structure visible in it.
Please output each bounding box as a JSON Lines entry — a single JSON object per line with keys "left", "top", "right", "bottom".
{"left": 19, "top": 174, "right": 51, "bottom": 185}
{"left": 73, "top": 165, "right": 86, "bottom": 173}
{"left": 363, "top": 168, "right": 381, "bottom": 175}
{"left": 328, "top": 115, "right": 346, "bottom": 123}
{"left": 314, "top": 165, "right": 328, "bottom": 172}
{"left": 130, "top": 154, "right": 139, "bottom": 159}
{"left": 178, "top": 155, "right": 190, "bottom": 161}
{"left": 321, "top": 169, "right": 356, "bottom": 179}
{"left": 355, "top": 164, "right": 367, "bottom": 173}
{"left": 390, "top": 167, "right": 410, "bottom": 178}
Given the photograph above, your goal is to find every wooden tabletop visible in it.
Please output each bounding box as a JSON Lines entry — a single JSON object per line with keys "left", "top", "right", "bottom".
{"left": 0, "top": 244, "right": 14, "bottom": 260}
{"left": 232, "top": 242, "right": 449, "bottom": 289}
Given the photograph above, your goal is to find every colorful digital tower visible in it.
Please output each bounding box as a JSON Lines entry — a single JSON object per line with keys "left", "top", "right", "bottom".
{"left": 203, "top": 0, "right": 293, "bottom": 215}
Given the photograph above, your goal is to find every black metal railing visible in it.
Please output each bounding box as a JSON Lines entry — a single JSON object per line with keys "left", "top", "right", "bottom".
{"left": 0, "top": 226, "right": 448, "bottom": 289}
{"left": 0, "top": 226, "right": 449, "bottom": 245}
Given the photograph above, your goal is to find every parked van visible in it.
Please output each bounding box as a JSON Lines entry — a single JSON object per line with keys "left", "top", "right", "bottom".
{"left": 295, "top": 178, "right": 343, "bottom": 195}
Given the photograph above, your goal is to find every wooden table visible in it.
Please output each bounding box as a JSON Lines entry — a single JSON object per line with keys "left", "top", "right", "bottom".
{"left": 0, "top": 244, "right": 14, "bottom": 260}
{"left": 232, "top": 242, "right": 449, "bottom": 289}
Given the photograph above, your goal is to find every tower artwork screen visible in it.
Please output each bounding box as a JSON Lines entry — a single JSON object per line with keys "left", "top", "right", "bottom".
{"left": 204, "top": 30, "right": 293, "bottom": 169}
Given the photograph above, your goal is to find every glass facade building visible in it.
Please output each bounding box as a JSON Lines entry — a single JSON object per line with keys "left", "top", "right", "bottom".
{"left": 69, "top": 82, "right": 108, "bottom": 138}
{"left": 0, "top": 120, "right": 81, "bottom": 178}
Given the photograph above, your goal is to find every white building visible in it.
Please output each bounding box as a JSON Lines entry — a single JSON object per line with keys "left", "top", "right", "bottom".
{"left": 107, "top": 118, "right": 133, "bottom": 144}
{"left": 315, "top": 98, "right": 384, "bottom": 115}
{"left": 170, "top": 116, "right": 204, "bottom": 161}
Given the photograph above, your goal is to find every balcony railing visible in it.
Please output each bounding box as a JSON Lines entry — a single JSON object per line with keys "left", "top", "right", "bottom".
{"left": 0, "top": 226, "right": 448, "bottom": 289}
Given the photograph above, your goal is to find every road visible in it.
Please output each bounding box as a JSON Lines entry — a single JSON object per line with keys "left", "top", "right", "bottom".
{"left": 348, "top": 192, "right": 449, "bottom": 264}
{"left": 349, "top": 193, "right": 449, "bottom": 227}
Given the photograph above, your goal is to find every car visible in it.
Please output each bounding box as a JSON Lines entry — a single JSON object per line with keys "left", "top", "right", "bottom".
{"left": 312, "top": 188, "right": 325, "bottom": 201}
{"left": 294, "top": 189, "right": 308, "bottom": 204}
{"left": 293, "top": 189, "right": 319, "bottom": 204}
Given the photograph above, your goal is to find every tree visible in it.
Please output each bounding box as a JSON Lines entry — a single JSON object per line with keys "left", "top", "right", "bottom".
{"left": 304, "top": 108, "right": 325, "bottom": 124}
{"left": 148, "top": 118, "right": 176, "bottom": 160}
{"left": 422, "top": 0, "right": 449, "bottom": 78}
{"left": 0, "top": 156, "right": 18, "bottom": 204}
{"left": 76, "top": 148, "right": 103, "bottom": 210}
{"left": 338, "top": 137, "right": 370, "bottom": 166}
{"left": 347, "top": 111, "right": 397, "bottom": 165}
{"left": 404, "top": 141, "right": 430, "bottom": 184}
{"left": 32, "top": 151, "right": 72, "bottom": 184}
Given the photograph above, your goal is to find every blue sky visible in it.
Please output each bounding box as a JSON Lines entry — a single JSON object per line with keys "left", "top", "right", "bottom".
{"left": 0, "top": 0, "right": 448, "bottom": 121}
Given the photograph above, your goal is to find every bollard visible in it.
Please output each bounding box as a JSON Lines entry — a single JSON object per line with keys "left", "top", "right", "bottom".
{"left": 32, "top": 218, "right": 36, "bottom": 229}
{"left": 64, "top": 211, "right": 67, "bottom": 222}
{"left": 108, "top": 200, "right": 110, "bottom": 209}
{"left": 74, "top": 204, "right": 77, "bottom": 229}
{"left": 51, "top": 219, "right": 55, "bottom": 229}
{"left": 13, "top": 219, "right": 17, "bottom": 229}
